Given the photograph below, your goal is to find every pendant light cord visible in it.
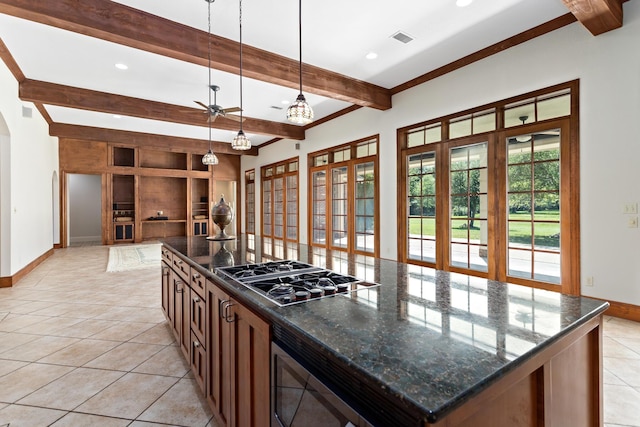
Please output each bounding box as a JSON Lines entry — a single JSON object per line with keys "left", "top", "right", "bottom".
{"left": 207, "top": 0, "right": 213, "bottom": 150}
{"left": 239, "top": 0, "right": 244, "bottom": 131}
{"left": 298, "top": 0, "right": 303, "bottom": 95}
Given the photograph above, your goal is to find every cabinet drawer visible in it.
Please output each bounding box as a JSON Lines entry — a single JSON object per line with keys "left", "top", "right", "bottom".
{"left": 190, "top": 271, "right": 206, "bottom": 299}
{"left": 190, "top": 289, "right": 206, "bottom": 344}
{"left": 172, "top": 256, "right": 190, "bottom": 283}
{"left": 161, "top": 246, "right": 173, "bottom": 264}
{"left": 191, "top": 331, "right": 206, "bottom": 394}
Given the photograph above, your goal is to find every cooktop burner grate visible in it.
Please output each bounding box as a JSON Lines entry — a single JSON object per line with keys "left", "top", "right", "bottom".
{"left": 216, "top": 260, "right": 380, "bottom": 306}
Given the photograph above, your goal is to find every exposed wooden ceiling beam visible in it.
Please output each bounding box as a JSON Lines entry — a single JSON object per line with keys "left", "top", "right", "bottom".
{"left": 0, "top": 37, "right": 24, "bottom": 82}
{"left": 19, "top": 79, "right": 305, "bottom": 140}
{"left": 0, "top": 0, "right": 392, "bottom": 110}
{"left": 50, "top": 123, "right": 258, "bottom": 156}
{"left": 561, "top": 0, "right": 623, "bottom": 35}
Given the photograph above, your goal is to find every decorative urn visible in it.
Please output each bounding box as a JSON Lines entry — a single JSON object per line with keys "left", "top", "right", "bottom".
{"left": 208, "top": 194, "right": 234, "bottom": 240}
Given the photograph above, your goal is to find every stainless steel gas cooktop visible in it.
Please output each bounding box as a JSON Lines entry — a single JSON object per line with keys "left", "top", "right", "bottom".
{"left": 216, "top": 260, "right": 380, "bottom": 306}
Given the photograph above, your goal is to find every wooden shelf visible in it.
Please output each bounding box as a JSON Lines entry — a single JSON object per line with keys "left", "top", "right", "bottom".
{"left": 140, "top": 149, "right": 187, "bottom": 170}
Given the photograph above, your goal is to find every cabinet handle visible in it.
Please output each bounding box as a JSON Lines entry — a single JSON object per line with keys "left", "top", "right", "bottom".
{"left": 219, "top": 299, "right": 229, "bottom": 318}
{"left": 162, "top": 267, "right": 169, "bottom": 276}
{"left": 193, "top": 296, "right": 200, "bottom": 303}
{"left": 174, "top": 281, "right": 184, "bottom": 293}
{"left": 223, "top": 301, "right": 236, "bottom": 323}
{"left": 193, "top": 273, "right": 201, "bottom": 280}
{"left": 193, "top": 340, "right": 200, "bottom": 348}
{"left": 176, "top": 260, "right": 183, "bottom": 265}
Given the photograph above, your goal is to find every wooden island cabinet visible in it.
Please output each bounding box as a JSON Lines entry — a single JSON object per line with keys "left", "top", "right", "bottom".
{"left": 58, "top": 138, "right": 241, "bottom": 247}
{"left": 160, "top": 236, "right": 608, "bottom": 427}
{"left": 161, "top": 245, "right": 270, "bottom": 427}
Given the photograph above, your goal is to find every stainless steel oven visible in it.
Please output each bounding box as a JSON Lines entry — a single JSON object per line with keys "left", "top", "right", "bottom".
{"left": 271, "top": 342, "right": 373, "bottom": 427}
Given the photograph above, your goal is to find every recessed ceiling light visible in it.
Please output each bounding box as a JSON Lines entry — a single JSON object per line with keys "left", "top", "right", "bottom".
{"left": 113, "top": 115, "right": 122, "bottom": 119}
{"left": 456, "top": 0, "right": 473, "bottom": 7}
{"left": 366, "top": 52, "right": 378, "bottom": 60}
{"left": 281, "top": 100, "right": 290, "bottom": 105}
{"left": 115, "top": 63, "right": 128, "bottom": 70}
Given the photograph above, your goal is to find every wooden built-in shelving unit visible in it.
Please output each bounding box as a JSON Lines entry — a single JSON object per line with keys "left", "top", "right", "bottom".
{"left": 58, "top": 137, "right": 241, "bottom": 246}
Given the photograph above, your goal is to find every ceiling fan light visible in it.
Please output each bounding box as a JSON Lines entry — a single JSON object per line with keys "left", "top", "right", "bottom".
{"left": 202, "top": 149, "right": 219, "bottom": 165}
{"left": 286, "top": 93, "right": 314, "bottom": 125}
{"left": 515, "top": 135, "right": 532, "bottom": 143}
{"left": 231, "top": 129, "right": 252, "bottom": 150}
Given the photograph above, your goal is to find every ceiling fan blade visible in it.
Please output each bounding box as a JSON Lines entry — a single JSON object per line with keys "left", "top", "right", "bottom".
{"left": 222, "top": 107, "right": 242, "bottom": 114}
{"left": 208, "top": 114, "right": 219, "bottom": 123}
{"left": 194, "top": 101, "right": 209, "bottom": 110}
{"left": 224, "top": 114, "right": 245, "bottom": 122}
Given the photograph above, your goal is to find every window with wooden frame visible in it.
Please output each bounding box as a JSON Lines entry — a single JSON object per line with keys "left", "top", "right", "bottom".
{"left": 245, "top": 170, "right": 255, "bottom": 234}
{"left": 308, "top": 136, "right": 379, "bottom": 256}
{"left": 397, "top": 81, "right": 579, "bottom": 295}
{"left": 261, "top": 158, "right": 299, "bottom": 241}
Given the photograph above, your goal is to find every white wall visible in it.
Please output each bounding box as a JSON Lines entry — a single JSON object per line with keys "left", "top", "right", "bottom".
{"left": 68, "top": 174, "right": 102, "bottom": 244}
{"left": 243, "top": 1, "right": 640, "bottom": 305}
{"left": 0, "top": 59, "right": 59, "bottom": 276}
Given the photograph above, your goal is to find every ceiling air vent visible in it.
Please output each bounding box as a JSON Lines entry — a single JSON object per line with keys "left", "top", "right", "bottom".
{"left": 22, "top": 106, "right": 33, "bottom": 118}
{"left": 391, "top": 31, "right": 414, "bottom": 44}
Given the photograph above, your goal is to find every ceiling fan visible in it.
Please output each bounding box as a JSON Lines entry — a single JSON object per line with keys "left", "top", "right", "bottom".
{"left": 194, "top": 85, "right": 243, "bottom": 122}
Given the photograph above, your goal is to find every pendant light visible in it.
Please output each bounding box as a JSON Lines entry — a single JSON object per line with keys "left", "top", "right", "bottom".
{"left": 286, "top": 0, "right": 314, "bottom": 125}
{"left": 231, "top": 0, "right": 251, "bottom": 150}
{"left": 202, "top": 0, "right": 219, "bottom": 165}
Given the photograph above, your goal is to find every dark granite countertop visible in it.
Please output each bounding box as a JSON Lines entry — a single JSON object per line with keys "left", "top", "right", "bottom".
{"left": 161, "top": 235, "right": 608, "bottom": 426}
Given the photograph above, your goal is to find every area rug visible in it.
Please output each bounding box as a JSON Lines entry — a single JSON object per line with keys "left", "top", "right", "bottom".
{"left": 106, "top": 243, "right": 161, "bottom": 272}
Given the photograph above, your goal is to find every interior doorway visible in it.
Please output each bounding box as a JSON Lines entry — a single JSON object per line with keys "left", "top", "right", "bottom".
{"left": 67, "top": 173, "right": 102, "bottom": 246}
{"left": 52, "top": 171, "right": 60, "bottom": 246}
{"left": 0, "top": 112, "right": 10, "bottom": 276}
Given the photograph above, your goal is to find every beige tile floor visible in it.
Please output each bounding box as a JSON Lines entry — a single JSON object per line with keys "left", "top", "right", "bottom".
{"left": 1, "top": 244, "right": 639, "bottom": 426}
{"left": 0, "top": 245, "right": 215, "bottom": 427}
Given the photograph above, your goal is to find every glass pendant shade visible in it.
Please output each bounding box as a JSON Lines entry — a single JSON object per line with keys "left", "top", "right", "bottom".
{"left": 231, "top": 130, "right": 251, "bottom": 150}
{"left": 202, "top": 149, "right": 219, "bottom": 165}
{"left": 286, "top": 93, "right": 314, "bottom": 125}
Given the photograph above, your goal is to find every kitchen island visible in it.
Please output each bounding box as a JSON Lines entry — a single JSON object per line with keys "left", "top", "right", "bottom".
{"left": 161, "top": 235, "right": 608, "bottom": 427}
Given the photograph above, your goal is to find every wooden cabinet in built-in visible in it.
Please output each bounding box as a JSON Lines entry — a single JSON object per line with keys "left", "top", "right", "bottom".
{"left": 112, "top": 174, "right": 135, "bottom": 242}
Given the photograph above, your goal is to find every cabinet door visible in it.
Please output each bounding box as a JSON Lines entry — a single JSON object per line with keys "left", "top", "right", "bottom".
{"left": 206, "top": 281, "right": 232, "bottom": 426}
{"left": 191, "top": 330, "right": 207, "bottom": 394}
{"left": 190, "top": 288, "right": 206, "bottom": 344}
{"left": 230, "top": 300, "right": 271, "bottom": 427}
{"left": 173, "top": 273, "right": 190, "bottom": 359}
{"left": 161, "top": 262, "right": 171, "bottom": 320}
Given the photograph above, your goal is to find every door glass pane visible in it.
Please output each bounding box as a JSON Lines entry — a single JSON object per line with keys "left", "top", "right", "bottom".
{"left": 534, "top": 222, "right": 560, "bottom": 251}
{"left": 312, "top": 171, "right": 326, "bottom": 244}
{"left": 355, "top": 162, "right": 375, "bottom": 253}
{"left": 285, "top": 175, "right": 298, "bottom": 241}
{"left": 262, "top": 180, "right": 272, "bottom": 236}
{"left": 407, "top": 152, "right": 436, "bottom": 262}
{"left": 507, "top": 129, "right": 561, "bottom": 284}
{"left": 273, "top": 178, "right": 284, "bottom": 238}
{"left": 449, "top": 143, "right": 488, "bottom": 272}
{"left": 331, "top": 167, "right": 348, "bottom": 248}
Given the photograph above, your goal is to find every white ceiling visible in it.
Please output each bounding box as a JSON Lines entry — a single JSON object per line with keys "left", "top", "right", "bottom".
{"left": 0, "top": 0, "right": 571, "bottom": 147}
